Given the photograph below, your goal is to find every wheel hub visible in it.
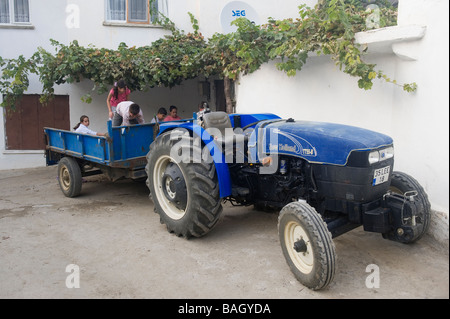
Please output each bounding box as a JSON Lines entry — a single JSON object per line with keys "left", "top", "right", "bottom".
{"left": 162, "top": 163, "right": 187, "bottom": 210}
{"left": 60, "top": 166, "right": 70, "bottom": 190}
{"left": 293, "top": 238, "right": 307, "bottom": 253}
{"left": 284, "top": 221, "right": 314, "bottom": 274}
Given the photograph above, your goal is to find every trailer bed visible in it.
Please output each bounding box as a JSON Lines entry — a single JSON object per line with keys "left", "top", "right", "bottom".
{"left": 44, "top": 120, "right": 157, "bottom": 180}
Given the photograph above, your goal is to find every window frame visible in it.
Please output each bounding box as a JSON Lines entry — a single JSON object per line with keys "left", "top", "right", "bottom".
{"left": 105, "top": 0, "right": 164, "bottom": 25}
{"left": 127, "top": 0, "right": 150, "bottom": 24}
{"left": 0, "top": 0, "right": 30, "bottom": 25}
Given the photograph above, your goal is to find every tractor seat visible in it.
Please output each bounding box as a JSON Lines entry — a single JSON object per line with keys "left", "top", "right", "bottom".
{"left": 202, "top": 112, "right": 247, "bottom": 146}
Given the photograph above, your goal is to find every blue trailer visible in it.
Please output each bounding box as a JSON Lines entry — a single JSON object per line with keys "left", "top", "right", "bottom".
{"left": 44, "top": 119, "right": 159, "bottom": 197}
{"left": 44, "top": 111, "right": 430, "bottom": 290}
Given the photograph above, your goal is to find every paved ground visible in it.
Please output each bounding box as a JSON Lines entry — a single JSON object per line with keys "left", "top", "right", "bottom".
{"left": 0, "top": 166, "right": 448, "bottom": 299}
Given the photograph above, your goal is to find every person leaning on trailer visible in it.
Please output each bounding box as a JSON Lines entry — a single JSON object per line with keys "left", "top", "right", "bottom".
{"left": 112, "top": 101, "right": 145, "bottom": 126}
{"left": 73, "top": 115, "right": 106, "bottom": 136}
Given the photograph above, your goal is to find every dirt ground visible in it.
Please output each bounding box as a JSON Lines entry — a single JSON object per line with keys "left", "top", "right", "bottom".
{"left": 0, "top": 166, "right": 448, "bottom": 299}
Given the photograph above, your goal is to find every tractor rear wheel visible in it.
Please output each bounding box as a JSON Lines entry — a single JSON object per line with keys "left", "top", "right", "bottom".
{"left": 278, "top": 201, "right": 336, "bottom": 290}
{"left": 146, "top": 131, "right": 223, "bottom": 238}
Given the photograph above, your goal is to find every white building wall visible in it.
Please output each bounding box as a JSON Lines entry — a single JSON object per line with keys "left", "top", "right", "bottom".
{"left": 235, "top": 0, "right": 449, "bottom": 224}
{"left": 169, "top": 0, "right": 317, "bottom": 38}
{"left": 66, "top": 0, "right": 170, "bottom": 49}
{"left": 391, "top": 0, "right": 449, "bottom": 216}
{"left": 0, "top": 0, "right": 71, "bottom": 169}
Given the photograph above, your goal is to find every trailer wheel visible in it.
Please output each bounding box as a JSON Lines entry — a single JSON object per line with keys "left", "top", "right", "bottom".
{"left": 385, "top": 171, "right": 431, "bottom": 243}
{"left": 278, "top": 201, "right": 336, "bottom": 290}
{"left": 57, "top": 157, "right": 82, "bottom": 197}
{"left": 146, "top": 131, "right": 223, "bottom": 238}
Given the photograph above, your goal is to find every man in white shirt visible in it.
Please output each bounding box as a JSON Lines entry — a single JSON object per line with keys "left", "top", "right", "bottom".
{"left": 112, "top": 101, "right": 145, "bottom": 126}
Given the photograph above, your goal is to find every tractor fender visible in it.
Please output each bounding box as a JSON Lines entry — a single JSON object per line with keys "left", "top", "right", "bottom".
{"left": 158, "top": 122, "right": 232, "bottom": 198}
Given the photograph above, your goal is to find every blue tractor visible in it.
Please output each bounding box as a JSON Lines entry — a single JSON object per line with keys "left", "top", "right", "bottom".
{"left": 145, "top": 111, "right": 430, "bottom": 290}
{"left": 45, "top": 111, "right": 430, "bottom": 290}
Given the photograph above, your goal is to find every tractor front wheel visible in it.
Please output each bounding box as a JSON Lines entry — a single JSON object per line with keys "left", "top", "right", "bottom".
{"left": 278, "top": 201, "right": 336, "bottom": 290}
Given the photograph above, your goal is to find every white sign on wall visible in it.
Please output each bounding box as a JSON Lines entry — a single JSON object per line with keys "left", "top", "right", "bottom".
{"left": 220, "top": 1, "right": 260, "bottom": 34}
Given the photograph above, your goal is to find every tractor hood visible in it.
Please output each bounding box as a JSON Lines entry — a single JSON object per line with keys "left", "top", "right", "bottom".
{"left": 248, "top": 119, "right": 393, "bottom": 165}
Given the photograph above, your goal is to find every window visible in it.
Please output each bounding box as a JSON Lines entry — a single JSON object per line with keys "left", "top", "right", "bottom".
{"left": 0, "top": 0, "right": 29, "bottom": 24}
{"left": 106, "top": 0, "right": 167, "bottom": 24}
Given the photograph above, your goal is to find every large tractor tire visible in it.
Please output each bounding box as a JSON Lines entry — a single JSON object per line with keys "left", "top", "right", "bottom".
{"left": 57, "top": 157, "right": 82, "bottom": 198}
{"left": 384, "top": 171, "right": 431, "bottom": 243}
{"left": 278, "top": 201, "right": 336, "bottom": 290}
{"left": 146, "top": 130, "right": 223, "bottom": 238}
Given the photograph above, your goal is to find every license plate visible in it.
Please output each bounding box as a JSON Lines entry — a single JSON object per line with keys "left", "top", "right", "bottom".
{"left": 373, "top": 166, "right": 390, "bottom": 186}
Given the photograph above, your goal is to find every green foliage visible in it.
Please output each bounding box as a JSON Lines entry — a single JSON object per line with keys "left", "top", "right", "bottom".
{"left": 0, "top": 0, "right": 415, "bottom": 110}
{"left": 0, "top": 55, "right": 33, "bottom": 107}
{"left": 1, "top": 29, "right": 207, "bottom": 108}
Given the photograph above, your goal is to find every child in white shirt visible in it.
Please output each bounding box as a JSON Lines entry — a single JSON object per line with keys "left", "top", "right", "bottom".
{"left": 73, "top": 115, "right": 105, "bottom": 136}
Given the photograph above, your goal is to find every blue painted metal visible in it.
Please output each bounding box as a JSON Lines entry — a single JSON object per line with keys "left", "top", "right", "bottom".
{"left": 156, "top": 114, "right": 282, "bottom": 198}
{"left": 158, "top": 120, "right": 233, "bottom": 198}
{"left": 156, "top": 114, "right": 284, "bottom": 198}
{"left": 45, "top": 129, "right": 110, "bottom": 163}
{"left": 106, "top": 120, "right": 155, "bottom": 166}
{"left": 45, "top": 120, "right": 155, "bottom": 168}
{"left": 248, "top": 120, "right": 393, "bottom": 165}
{"left": 229, "top": 113, "right": 281, "bottom": 128}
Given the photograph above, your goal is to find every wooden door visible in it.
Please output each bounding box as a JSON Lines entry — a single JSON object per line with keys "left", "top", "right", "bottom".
{"left": 4, "top": 95, "right": 70, "bottom": 150}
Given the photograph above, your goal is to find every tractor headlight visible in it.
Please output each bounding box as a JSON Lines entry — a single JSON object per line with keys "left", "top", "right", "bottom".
{"left": 369, "top": 146, "right": 394, "bottom": 165}
{"left": 368, "top": 151, "right": 380, "bottom": 164}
